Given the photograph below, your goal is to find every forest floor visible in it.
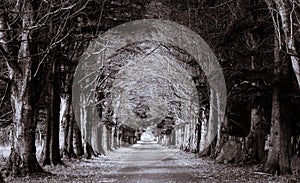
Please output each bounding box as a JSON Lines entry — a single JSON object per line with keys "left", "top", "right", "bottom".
{"left": 1, "top": 143, "right": 299, "bottom": 183}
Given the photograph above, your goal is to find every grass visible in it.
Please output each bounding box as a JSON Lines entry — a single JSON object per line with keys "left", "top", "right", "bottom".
{"left": 0, "top": 145, "right": 43, "bottom": 166}
{"left": 0, "top": 146, "right": 10, "bottom": 159}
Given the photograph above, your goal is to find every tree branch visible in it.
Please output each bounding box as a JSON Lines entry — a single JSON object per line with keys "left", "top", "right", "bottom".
{"left": 0, "top": 81, "right": 10, "bottom": 109}
{"left": 0, "top": 45, "right": 22, "bottom": 75}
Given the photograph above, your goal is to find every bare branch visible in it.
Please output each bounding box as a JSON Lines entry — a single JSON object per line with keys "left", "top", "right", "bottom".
{"left": 0, "top": 45, "right": 22, "bottom": 75}
{"left": 206, "top": 0, "right": 235, "bottom": 9}
{"left": 0, "top": 82, "right": 10, "bottom": 109}
{"left": 33, "top": 28, "right": 71, "bottom": 77}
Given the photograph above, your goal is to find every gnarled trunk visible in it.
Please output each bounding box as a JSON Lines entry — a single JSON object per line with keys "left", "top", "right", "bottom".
{"left": 264, "top": 27, "right": 292, "bottom": 175}
{"left": 6, "top": 0, "right": 44, "bottom": 175}
{"left": 7, "top": 87, "right": 44, "bottom": 175}
{"left": 265, "top": 88, "right": 292, "bottom": 175}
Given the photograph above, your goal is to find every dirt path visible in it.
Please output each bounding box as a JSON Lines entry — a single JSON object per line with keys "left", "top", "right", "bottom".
{"left": 6, "top": 142, "right": 297, "bottom": 182}
{"left": 101, "top": 142, "right": 199, "bottom": 182}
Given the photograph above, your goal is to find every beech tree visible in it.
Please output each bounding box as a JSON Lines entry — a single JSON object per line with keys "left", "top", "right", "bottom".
{"left": 263, "top": 0, "right": 300, "bottom": 175}
{"left": 2, "top": 0, "right": 45, "bottom": 175}
{"left": 41, "top": 53, "right": 62, "bottom": 166}
{"left": 0, "top": 0, "right": 89, "bottom": 175}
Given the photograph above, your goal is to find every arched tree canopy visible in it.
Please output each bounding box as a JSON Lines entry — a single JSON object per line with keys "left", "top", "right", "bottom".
{"left": 72, "top": 19, "right": 226, "bottom": 150}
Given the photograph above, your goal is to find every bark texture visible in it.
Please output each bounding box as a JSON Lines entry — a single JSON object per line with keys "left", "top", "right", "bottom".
{"left": 245, "top": 106, "right": 267, "bottom": 164}
{"left": 264, "top": 28, "right": 292, "bottom": 175}
{"left": 6, "top": 0, "right": 44, "bottom": 175}
{"left": 42, "top": 59, "right": 62, "bottom": 165}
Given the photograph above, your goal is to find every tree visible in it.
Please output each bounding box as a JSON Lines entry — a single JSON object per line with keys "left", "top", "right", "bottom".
{"left": 264, "top": 32, "right": 293, "bottom": 175}
{"left": 264, "top": 0, "right": 300, "bottom": 88}
{"left": 41, "top": 54, "right": 62, "bottom": 165}
{"left": 0, "top": 173, "right": 4, "bottom": 183}
{"left": 263, "top": 0, "right": 300, "bottom": 175}
{"left": 0, "top": 0, "right": 89, "bottom": 175}
{"left": 3, "top": 0, "right": 45, "bottom": 175}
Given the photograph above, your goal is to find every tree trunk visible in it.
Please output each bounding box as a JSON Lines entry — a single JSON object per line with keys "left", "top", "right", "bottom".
{"left": 264, "top": 28, "right": 292, "bottom": 175}
{"left": 0, "top": 173, "right": 4, "bottom": 183}
{"left": 61, "top": 94, "right": 76, "bottom": 158}
{"left": 62, "top": 96, "right": 70, "bottom": 157}
{"left": 278, "top": 97, "right": 292, "bottom": 174}
{"left": 83, "top": 105, "right": 96, "bottom": 158}
{"left": 116, "top": 127, "right": 121, "bottom": 148}
{"left": 86, "top": 142, "right": 96, "bottom": 159}
{"left": 7, "top": 35, "right": 44, "bottom": 174}
{"left": 41, "top": 57, "right": 62, "bottom": 165}
{"left": 74, "top": 122, "right": 84, "bottom": 156}
{"left": 51, "top": 60, "right": 61, "bottom": 164}
{"left": 67, "top": 111, "right": 75, "bottom": 158}
{"left": 111, "top": 126, "right": 119, "bottom": 149}
{"left": 245, "top": 106, "right": 267, "bottom": 164}
{"left": 41, "top": 90, "right": 51, "bottom": 165}
{"left": 196, "top": 119, "right": 201, "bottom": 153}
{"left": 74, "top": 123, "right": 84, "bottom": 157}
{"left": 271, "top": 0, "right": 300, "bottom": 89}
{"left": 72, "top": 81, "right": 85, "bottom": 151}
{"left": 6, "top": 0, "right": 44, "bottom": 175}
{"left": 199, "top": 89, "right": 218, "bottom": 157}
{"left": 264, "top": 88, "right": 292, "bottom": 175}
{"left": 91, "top": 124, "right": 100, "bottom": 154}
{"left": 199, "top": 109, "right": 207, "bottom": 152}
{"left": 106, "top": 126, "right": 112, "bottom": 151}
{"left": 210, "top": 90, "right": 227, "bottom": 158}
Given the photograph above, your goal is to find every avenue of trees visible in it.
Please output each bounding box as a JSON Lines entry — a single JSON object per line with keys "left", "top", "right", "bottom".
{"left": 0, "top": 0, "right": 299, "bottom": 180}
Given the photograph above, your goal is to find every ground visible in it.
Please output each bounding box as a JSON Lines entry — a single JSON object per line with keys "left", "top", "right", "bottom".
{"left": 1, "top": 143, "right": 298, "bottom": 182}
